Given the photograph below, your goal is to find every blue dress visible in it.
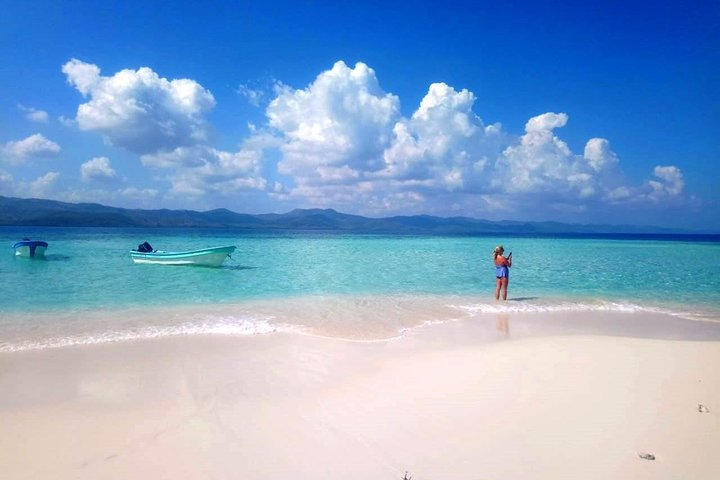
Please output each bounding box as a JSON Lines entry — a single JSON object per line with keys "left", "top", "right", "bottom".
{"left": 495, "top": 263, "right": 509, "bottom": 278}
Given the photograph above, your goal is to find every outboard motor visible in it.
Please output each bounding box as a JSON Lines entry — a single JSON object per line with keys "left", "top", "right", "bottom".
{"left": 137, "top": 241, "right": 154, "bottom": 253}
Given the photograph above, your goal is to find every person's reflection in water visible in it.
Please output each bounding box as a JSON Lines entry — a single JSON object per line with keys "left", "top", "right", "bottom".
{"left": 496, "top": 313, "right": 510, "bottom": 339}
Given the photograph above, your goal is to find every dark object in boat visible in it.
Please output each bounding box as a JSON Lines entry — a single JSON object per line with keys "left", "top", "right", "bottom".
{"left": 136, "top": 241, "right": 154, "bottom": 253}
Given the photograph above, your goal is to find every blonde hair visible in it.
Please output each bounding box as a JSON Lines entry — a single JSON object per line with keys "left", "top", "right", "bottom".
{"left": 493, "top": 245, "right": 504, "bottom": 259}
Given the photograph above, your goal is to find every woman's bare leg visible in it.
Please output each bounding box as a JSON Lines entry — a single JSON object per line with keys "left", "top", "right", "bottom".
{"left": 501, "top": 278, "right": 509, "bottom": 300}
{"left": 495, "top": 278, "right": 502, "bottom": 300}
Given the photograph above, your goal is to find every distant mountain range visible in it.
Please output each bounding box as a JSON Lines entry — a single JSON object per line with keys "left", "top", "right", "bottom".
{"left": 0, "top": 195, "right": 696, "bottom": 235}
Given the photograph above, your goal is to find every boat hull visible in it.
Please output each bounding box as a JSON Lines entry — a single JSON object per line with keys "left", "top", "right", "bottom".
{"left": 130, "top": 246, "right": 236, "bottom": 267}
{"left": 13, "top": 241, "right": 48, "bottom": 258}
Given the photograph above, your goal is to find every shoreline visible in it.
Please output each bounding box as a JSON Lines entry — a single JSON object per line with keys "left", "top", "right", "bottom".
{"left": 2, "top": 294, "right": 720, "bottom": 353}
{"left": 1, "top": 316, "right": 719, "bottom": 479}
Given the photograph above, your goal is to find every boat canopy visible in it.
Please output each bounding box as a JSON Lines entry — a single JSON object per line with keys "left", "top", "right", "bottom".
{"left": 13, "top": 239, "right": 48, "bottom": 248}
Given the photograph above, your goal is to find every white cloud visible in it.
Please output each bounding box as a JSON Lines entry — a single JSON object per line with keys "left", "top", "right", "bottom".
{"left": 492, "top": 112, "right": 691, "bottom": 214}
{"left": 80, "top": 156, "right": 119, "bottom": 182}
{"left": 269, "top": 61, "right": 401, "bottom": 183}
{"left": 141, "top": 141, "right": 268, "bottom": 197}
{"left": 29, "top": 172, "right": 60, "bottom": 197}
{"left": 18, "top": 104, "right": 49, "bottom": 123}
{"left": 255, "top": 61, "right": 696, "bottom": 218}
{"left": 599, "top": 163, "right": 687, "bottom": 208}
{"left": 53, "top": 58, "right": 690, "bottom": 221}
{"left": 62, "top": 59, "right": 216, "bottom": 154}
{"left": 263, "top": 64, "right": 509, "bottom": 212}
{"left": 381, "top": 82, "right": 504, "bottom": 192}
{"left": 496, "top": 112, "right": 579, "bottom": 194}
{"left": 649, "top": 165, "right": 684, "bottom": 197}
{"left": 584, "top": 138, "right": 619, "bottom": 172}
{"left": 525, "top": 112, "right": 568, "bottom": 132}
{"left": 62, "top": 60, "right": 101, "bottom": 95}
{"left": 2, "top": 133, "right": 61, "bottom": 163}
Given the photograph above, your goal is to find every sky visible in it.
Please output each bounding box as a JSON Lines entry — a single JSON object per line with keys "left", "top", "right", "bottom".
{"left": 0, "top": 1, "right": 718, "bottom": 230}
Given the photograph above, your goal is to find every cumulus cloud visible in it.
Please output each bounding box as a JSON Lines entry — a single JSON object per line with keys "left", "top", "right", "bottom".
{"left": 493, "top": 114, "right": 641, "bottom": 209}
{"left": 52, "top": 58, "right": 691, "bottom": 220}
{"left": 382, "top": 82, "right": 504, "bottom": 191}
{"left": 62, "top": 60, "right": 101, "bottom": 95}
{"left": 264, "top": 63, "right": 509, "bottom": 211}
{"left": 491, "top": 113, "right": 690, "bottom": 214}
{"left": 254, "top": 61, "right": 692, "bottom": 218}
{"left": 2, "top": 133, "right": 61, "bottom": 163}
{"left": 584, "top": 138, "right": 619, "bottom": 172}
{"left": 62, "top": 59, "right": 216, "bottom": 154}
{"left": 29, "top": 172, "right": 59, "bottom": 197}
{"left": 80, "top": 156, "right": 119, "bottom": 182}
{"left": 649, "top": 165, "right": 684, "bottom": 197}
{"left": 141, "top": 138, "right": 269, "bottom": 197}
{"left": 497, "top": 112, "right": 579, "bottom": 194}
{"left": 18, "top": 104, "right": 49, "bottom": 123}
{"left": 600, "top": 164, "right": 686, "bottom": 207}
{"left": 525, "top": 112, "right": 568, "bottom": 132}
{"left": 269, "top": 61, "right": 401, "bottom": 183}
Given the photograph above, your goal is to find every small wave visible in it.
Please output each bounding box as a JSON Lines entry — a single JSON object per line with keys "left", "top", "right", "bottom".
{"left": 449, "top": 299, "right": 718, "bottom": 322}
{"left": 0, "top": 315, "right": 280, "bottom": 353}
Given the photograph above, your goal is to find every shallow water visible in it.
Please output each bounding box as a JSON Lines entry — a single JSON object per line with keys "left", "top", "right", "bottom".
{"left": 1, "top": 227, "right": 719, "bottom": 350}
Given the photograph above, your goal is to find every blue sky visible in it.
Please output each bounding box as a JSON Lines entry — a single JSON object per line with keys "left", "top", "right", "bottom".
{"left": 1, "top": 1, "right": 717, "bottom": 230}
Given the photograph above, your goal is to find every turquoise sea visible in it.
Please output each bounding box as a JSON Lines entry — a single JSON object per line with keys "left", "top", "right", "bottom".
{"left": 2, "top": 227, "right": 719, "bottom": 351}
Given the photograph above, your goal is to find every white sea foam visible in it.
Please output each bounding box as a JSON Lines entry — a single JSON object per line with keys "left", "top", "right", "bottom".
{"left": 0, "top": 315, "right": 281, "bottom": 353}
{"left": 449, "top": 299, "right": 715, "bottom": 322}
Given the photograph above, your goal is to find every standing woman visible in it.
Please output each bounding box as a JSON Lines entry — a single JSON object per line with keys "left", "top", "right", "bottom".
{"left": 493, "top": 245, "right": 512, "bottom": 301}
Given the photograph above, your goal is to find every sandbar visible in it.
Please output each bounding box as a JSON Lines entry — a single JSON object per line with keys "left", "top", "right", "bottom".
{"left": 1, "top": 312, "right": 719, "bottom": 479}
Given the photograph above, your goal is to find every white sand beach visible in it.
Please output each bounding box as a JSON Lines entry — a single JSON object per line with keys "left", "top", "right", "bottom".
{"left": 1, "top": 313, "right": 719, "bottom": 480}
